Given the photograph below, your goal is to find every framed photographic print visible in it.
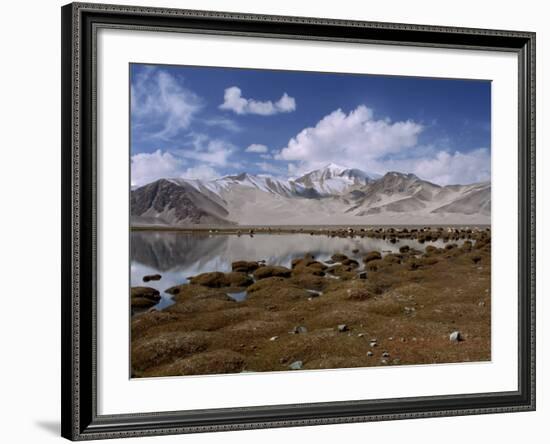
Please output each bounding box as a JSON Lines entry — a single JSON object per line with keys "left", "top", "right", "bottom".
{"left": 61, "top": 2, "right": 536, "bottom": 440}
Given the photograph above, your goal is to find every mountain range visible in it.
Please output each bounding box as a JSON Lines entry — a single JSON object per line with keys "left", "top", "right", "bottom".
{"left": 130, "top": 163, "right": 490, "bottom": 226}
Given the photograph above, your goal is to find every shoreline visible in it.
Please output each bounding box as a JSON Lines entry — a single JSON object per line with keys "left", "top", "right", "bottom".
{"left": 131, "top": 224, "right": 491, "bottom": 235}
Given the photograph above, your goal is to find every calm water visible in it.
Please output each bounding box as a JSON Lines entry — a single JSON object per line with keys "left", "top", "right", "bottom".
{"left": 130, "top": 231, "right": 456, "bottom": 311}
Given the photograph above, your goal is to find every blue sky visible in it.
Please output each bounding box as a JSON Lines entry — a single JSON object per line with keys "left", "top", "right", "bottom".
{"left": 130, "top": 63, "right": 491, "bottom": 186}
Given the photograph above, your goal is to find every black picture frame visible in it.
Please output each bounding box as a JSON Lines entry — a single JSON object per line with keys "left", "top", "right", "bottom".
{"left": 61, "top": 2, "right": 536, "bottom": 440}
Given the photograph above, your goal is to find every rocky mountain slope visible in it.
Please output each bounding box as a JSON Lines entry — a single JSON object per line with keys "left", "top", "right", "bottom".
{"left": 131, "top": 164, "right": 490, "bottom": 226}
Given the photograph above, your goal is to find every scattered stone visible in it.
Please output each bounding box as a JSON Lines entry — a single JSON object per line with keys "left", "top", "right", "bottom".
{"left": 369, "top": 341, "right": 378, "bottom": 347}
{"left": 289, "top": 360, "right": 303, "bottom": 370}
{"left": 269, "top": 336, "right": 279, "bottom": 341}
{"left": 290, "top": 326, "right": 308, "bottom": 334}
{"left": 142, "top": 274, "right": 162, "bottom": 282}
{"left": 337, "top": 324, "right": 349, "bottom": 333}
{"left": 382, "top": 352, "right": 390, "bottom": 358}
{"left": 357, "top": 333, "right": 365, "bottom": 338}
{"left": 450, "top": 331, "right": 463, "bottom": 342}
{"left": 367, "top": 351, "right": 374, "bottom": 357}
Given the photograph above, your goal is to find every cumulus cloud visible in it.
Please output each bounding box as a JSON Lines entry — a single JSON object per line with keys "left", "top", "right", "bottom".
{"left": 131, "top": 149, "right": 185, "bottom": 187}
{"left": 277, "top": 105, "right": 423, "bottom": 175}
{"left": 276, "top": 105, "right": 488, "bottom": 185}
{"left": 375, "top": 148, "right": 491, "bottom": 185}
{"left": 219, "top": 87, "right": 296, "bottom": 115}
{"left": 245, "top": 143, "right": 269, "bottom": 153}
{"left": 131, "top": 68, "right": 202, "bottom": 140}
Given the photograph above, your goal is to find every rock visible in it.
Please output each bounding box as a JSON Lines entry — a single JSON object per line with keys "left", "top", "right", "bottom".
{"left": 253, "top": 265, "right": 291, "bottom": 280}
{"left": 367, "top": 351, "right": 374, "bottom": 357}
{"left": 269, "top": 336, "right": 279, "bottom": 341}
{"left": 341, "top": 258, "right": 359, "bottom": 268}
{"left": 142, "top": 274, "right": 162, "bottom": 282}
{"left": 188, "top": 271, "right": 253, "bottom": 288}
{"left": 337, "top": 324, "right": 349, "bottom": 332}
{"left": 450, "top": 331, "right": 463, "bottom": 342}
{"left": 363, "top": 251, "right": 382, "bottom": 263}
{"left": 224, "top": 272, "right": 255, "bottom": 287}
{"left": 331, "top": 253, "right": 348, "bottom": 262}
{"left": 131, "top": 286, "right": 160, "bottom": 301}
{"left": 231, "top": 260, "right": 259, "bottom": 273}
{"left": 352, "top": 248, "right": 360, "bottom": 254}
{"left": 290, "top": 325, "right": 308, "bottom": 334}
{"left": 369, "top": 341, "right": 378, "bottom": 347}
{"left": 289, "top": 360, "right": 303, "bottom": 370}
{"left": 382, "top": 352, "right": 390, "bottom": 358}
{"left": 399, "top": 245, "right": 410, "bottom": 253}
{"left": 131, "top": 297, "right": 159, "bottom": 310}
{"left": 357, "top": 333, "right": 365, "bottom": 338}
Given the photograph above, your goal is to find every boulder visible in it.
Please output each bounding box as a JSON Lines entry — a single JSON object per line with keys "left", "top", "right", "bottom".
{"left": 131, "top": 286, "right": 160, "bottom": 302}
{"left": 331, "top": 253, "right": 348, "bottom": 262}
{"left": 142, "top": 274, "right": 162, "bottom": 282}
{"left": 253, "top": 265, "right": 292, "bottom": 280}
{"left": 337, "top": 324, "right": 349, "bottom": 332}
{"left": 231, "top": 261, "right": 260, "bottom": 273}
{"left": 341, "top": 258, "right": 360, "bottom": 268}
{"left": 188, "top": 271, "right": 253, "bottom": 288}
{"left": 363, "top": 251, "right": 382, "bottom": 263}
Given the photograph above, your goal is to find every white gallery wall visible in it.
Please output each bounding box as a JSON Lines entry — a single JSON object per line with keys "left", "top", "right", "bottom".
{"left": 0, "top": 0, "right": 546, "bottom": 443}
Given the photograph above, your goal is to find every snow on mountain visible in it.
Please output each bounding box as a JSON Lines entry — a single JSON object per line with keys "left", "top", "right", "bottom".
{"left": 131, "top": 168, "right": 490, "bottom": 226}
{"left": 293, "top": 163, "right": 379, "bottom": 196}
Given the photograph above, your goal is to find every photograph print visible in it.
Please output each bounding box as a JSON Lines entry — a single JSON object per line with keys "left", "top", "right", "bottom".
{"left": 130, "top": 64, "right": 491, "bottom": 378}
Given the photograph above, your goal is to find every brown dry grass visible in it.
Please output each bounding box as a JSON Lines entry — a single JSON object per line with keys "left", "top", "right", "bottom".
{"left": 131, "top": 231, "right": 491, "bottom": 377}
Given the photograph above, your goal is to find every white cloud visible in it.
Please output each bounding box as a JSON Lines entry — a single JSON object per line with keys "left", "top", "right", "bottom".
{"left": 203, "top": 116, "right": 241, "bottom": 132}
{"left": 219, "top": 87, "right": 296, "bottom": 115}
{"left": 276, "top": 105, "right": 488, "bottom": 185}
{"left": 245, "top": 143, "right": 269, "bottom": 153}
{"left": 277, "top": 105, "right": 423, "bottom": 175}
{"left": 131, "top": 68, "right": 202, "bottom": 139}
{"left": 178, "top": 133, "right": 238, "bottom": 168}
{"left": 376, "top": 148, "right": 491, "bottom": 185}
{"left": 256, "top": 162, "right": 285, "bottom": 175}
{"left": 183, "top": 165, "right": 220, "bottom": 180}
{"left": 131, "top": 149, "right": 185, "bottom": 187}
